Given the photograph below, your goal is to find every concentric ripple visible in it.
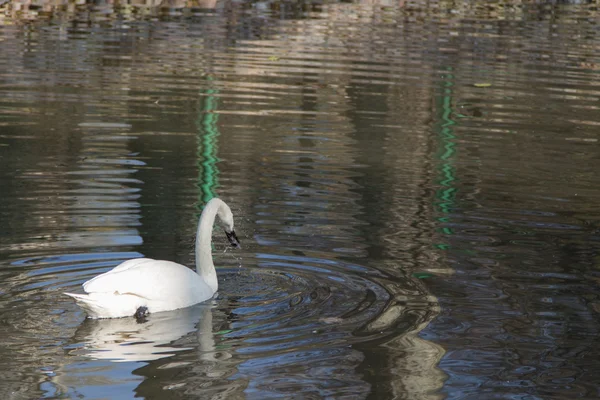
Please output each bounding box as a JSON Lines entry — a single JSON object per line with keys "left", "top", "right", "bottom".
{"left": 2, "top": 249, "right": 438, "bottom": 399}
{"left": 220, "top": 261, "right": 386, "bottom": 350}
{"left": 7, "top": 1, "right": 600, "bottom": 399}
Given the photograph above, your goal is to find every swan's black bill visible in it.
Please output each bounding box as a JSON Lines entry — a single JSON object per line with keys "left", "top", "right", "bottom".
{"left": 226, "top": 230, "right": 241, "bottom": 249}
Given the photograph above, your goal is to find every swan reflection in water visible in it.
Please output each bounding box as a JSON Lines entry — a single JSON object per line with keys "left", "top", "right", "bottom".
{"left": 50, "top": 303, "right": 222, "bottom": 398}
{"left": 70, "top": 303, "right": 215, "bottom": 363}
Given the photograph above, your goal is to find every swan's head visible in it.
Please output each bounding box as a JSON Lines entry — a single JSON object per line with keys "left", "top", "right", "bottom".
{"left": 217, "top": 202, "right": 241, "bottom": 249}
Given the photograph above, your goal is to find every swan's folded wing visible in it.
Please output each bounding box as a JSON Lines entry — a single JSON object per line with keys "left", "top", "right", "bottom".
{"left": 82, "top": 260, "right": 201, "bottom": 301}
{"left": 82, "top": 258, "right": 155, "bottom": 293}
{"left": 109, "top": 258, "right": 155, "bottom": 273}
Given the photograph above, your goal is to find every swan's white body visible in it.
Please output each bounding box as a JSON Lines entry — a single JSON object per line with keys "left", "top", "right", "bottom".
{"left": 65, "top": 198, "right": 238, "bottom": 319}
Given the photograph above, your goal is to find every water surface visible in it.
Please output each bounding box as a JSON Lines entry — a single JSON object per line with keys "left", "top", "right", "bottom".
{"left": 1, "top": 1, "right": 600, "bottom": 399}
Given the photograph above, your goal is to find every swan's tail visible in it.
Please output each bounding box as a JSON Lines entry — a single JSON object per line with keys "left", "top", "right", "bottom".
{"left": 64, "top": 292, "right": 140, "bottom": 319}
{"left": 64, "top": 292, "right": 105, "bottom": 319}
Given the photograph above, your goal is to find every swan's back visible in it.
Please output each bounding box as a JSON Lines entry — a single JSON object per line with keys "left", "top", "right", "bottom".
{"left": 66, "top": 259, "right": 216, "bottom": 318}
{"left": 85, "top": 259, "right": 213, "bottom": 303}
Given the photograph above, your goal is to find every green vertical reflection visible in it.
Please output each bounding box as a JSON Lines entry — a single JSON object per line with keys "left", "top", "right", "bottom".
{"left": 196, "top": 82, "right": 220, "bottom": 206}
{"left": 435, "top": 69, "right": 457, "bottom": 250}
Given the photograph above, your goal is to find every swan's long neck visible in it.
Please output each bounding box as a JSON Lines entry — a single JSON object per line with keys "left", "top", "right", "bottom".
{"left": 194, "top": 199, "right": 222, "bottom": 292}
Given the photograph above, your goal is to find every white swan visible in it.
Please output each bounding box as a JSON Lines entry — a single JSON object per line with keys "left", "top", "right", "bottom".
{"left": 64, "top": 198, "right": 240, "bottom": 319}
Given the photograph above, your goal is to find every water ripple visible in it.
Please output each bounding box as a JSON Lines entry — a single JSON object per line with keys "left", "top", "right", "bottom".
{"left": 3, "top": 1, "right": 600, "bottom": 399}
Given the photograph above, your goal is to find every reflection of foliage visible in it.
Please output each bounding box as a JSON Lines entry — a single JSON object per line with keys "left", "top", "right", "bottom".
{"left": 1, "top": 0, "right": 217, "bottom": 22}
{"left": 196, "top": 86, "right": 220, "bottom": 205}
{"left": 3, "top": 0, "right": 600, "bottom": 23}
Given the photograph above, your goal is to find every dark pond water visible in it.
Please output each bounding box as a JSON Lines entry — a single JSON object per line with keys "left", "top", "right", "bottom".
{"left": 1, "top": 1, "right": 600, "bottom": 399}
